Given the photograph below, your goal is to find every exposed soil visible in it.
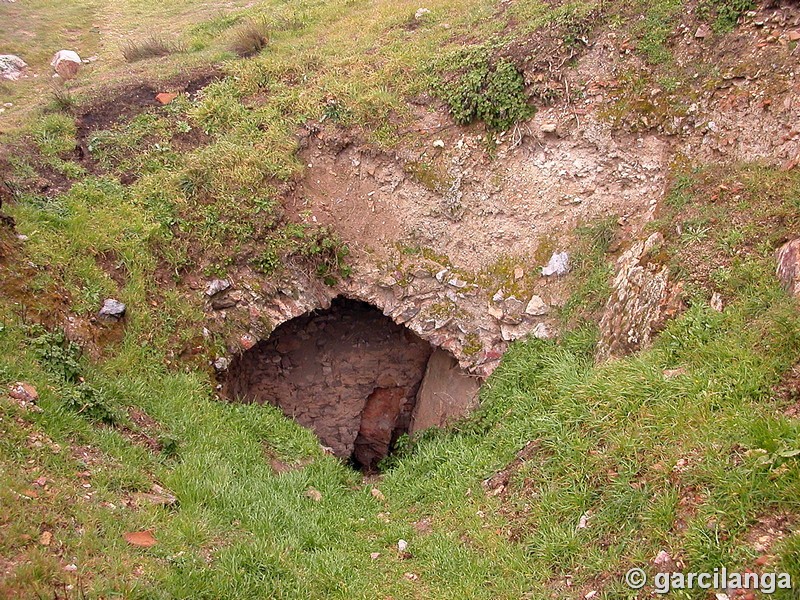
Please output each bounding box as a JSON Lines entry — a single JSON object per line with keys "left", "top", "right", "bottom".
{"left": 289, "top": 118, "right": 668, "bottom": 273}
{"left": 73, "top": 68, "right": 220, "bottom": 175}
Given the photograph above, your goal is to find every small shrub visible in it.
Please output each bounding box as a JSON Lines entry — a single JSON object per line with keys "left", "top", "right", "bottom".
{"left": 62, "top": 382, "right": 123, "bottom": 425}
{"left": 28, "top": 326, "right": 82, "bottom": 382}
{"left": 228, "top": 20, "right": 270, "bottom": 58}
{"left": 158, "top": 433, "right": 181, "bottom": 458}
{"left": 697, "top": 0, "right": 755, "bottom": 32}
{"left": 121, "top": 36, "right": 183, "bottom": 63}
{"left": 433, "top": 46, "right": 533, "bottom": 132}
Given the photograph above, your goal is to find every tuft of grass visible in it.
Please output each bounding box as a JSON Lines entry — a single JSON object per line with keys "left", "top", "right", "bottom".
{"left": 121, "top": 35, "right": 183, "bottom": 62}
{"left": 46, "top": 86, "right": 77, "bottom": 114}
{"left": 228, "top": 19, "right": 270, "bottom": 58}
{"left": 31, "top": 113, "right": 76, "bottom": 158}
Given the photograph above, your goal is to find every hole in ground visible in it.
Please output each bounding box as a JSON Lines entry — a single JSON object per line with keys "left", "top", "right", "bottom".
{"left": 223, "top": 296, "right": 481, "bottom": 471}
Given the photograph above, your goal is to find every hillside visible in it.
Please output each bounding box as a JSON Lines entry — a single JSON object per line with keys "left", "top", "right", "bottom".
{"left": 1, "top": 0, "right": 800, "bottom": 598}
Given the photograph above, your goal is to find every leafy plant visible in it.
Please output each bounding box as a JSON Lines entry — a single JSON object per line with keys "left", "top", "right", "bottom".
{"left": 62, "top": 382, "right": 123, "bottom": 424}
{"left": 697, "top": 0, "right": 755, "bottom": 32}
{"left": 28, "top": 326, "right": 83, "bottom": 382}
{"left": 433, "top": 46, "right": 533, "bottom": 132}
{"left": 158, "top": 433, "right": 181, "bottom": 458}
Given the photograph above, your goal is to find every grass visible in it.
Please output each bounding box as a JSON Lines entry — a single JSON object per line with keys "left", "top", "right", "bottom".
{"left": 121, "top": 36, "right": 184, "bottom": 63}
{"left": 3, "top": 0, "right": 800, "bottom": 597}
{"left": 2, "top": 248, "right": 800, "bottom": 597}
{"left": 227, "top": 19, "right": 270, "bottom": 58}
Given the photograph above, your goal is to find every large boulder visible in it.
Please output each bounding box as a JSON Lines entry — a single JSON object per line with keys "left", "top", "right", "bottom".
{"left": 410, "top": 349, "right": 481, "bottom": 433}
{"left": 0, "top": 54, "right": 27, "bottom": 81}
{"left": 777, "top": 239, "right": 800, "bottom": 297}
{"left": 51, "top": 50, "right": 81, "bottom": 80}
{"left": 596, "top": 233, "right": 682, "bottom": 362}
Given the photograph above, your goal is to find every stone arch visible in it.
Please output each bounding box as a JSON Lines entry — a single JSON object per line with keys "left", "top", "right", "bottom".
{"left": 221, "top": 296, "right": 481, "bottom": 470}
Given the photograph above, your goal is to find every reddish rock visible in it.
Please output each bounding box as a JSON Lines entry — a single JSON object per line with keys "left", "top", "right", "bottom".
{"left": 239, "top": 333, "right": 257, "bottom": 350}
{"left": 777, "top": 239, "right": 800, "bottom": 297}
{"left": 353, "top": 387, "right": 405, "bottom": 469}
{"left": 410, "top": 349, "right": 481, "bottom": 433}
{"left": 50, "top": 50, "right": 81, "bottom": 80}
{"left": 9, "top": 382, "right": 38, "bottom": 403}
{"left": 155, "top": 92, "right": 178, "bottom": 105}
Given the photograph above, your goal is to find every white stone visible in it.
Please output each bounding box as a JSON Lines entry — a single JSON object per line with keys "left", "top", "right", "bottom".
{"left": 50, "top": 50, "right": 81, "bottom": 79}
{"left": 205, "top": 279, "right": 231, "bottom": 296}
{"left": 525, "top": 295, "right": 549, "bottom": 316}
{"left": 541, "top": 252, "right": 570, "bottom": 276}
{"left": 0, "top": 54, "right": 27, "bottom": 81}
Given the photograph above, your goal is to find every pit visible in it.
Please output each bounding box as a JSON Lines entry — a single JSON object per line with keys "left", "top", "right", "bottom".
{"left": 223, "top": 297, "right": 481, "bottom": 470}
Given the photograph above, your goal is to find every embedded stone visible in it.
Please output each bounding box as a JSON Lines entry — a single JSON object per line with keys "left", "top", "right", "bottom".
{"left": 205, "top": 279, "right": 231, "bottom": 297}
{"left": 541, "top": 252, "right": 570, "bottom": 276}
{"left": 98, "top": 298, "right": 126, "bottom": 319}
{"left": 524, "top": 295, "right": 549, "bottom": 316}
{"left": 776, "top": 238, "right": 800, "bottom": 297}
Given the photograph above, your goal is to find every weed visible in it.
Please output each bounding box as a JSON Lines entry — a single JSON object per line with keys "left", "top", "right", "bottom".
{"left": 28, "top": 326, "right": 82, "bottom": 382}
{"left": 46, "top": 86, "right": 77, "bottom": 113}
{"left": 433, "top": 45, "right": 534, "bottom": 132}
{"left": 62, "top": 382, "right": 123, "bottom": 425}
{"left": 698, "top": 0, "right": 755, "bottom": 32}
{"left": 121, "top": 36, "right": 183, "bottom": 62}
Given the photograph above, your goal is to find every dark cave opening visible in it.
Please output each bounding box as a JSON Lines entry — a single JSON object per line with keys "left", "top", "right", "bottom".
{"left": 222, "top": 296, "right": 481, "bottom": 471}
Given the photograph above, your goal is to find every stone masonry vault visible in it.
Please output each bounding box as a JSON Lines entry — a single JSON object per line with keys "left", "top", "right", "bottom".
{"left": 222, "top": 297, "right": 481, "bottom": 470}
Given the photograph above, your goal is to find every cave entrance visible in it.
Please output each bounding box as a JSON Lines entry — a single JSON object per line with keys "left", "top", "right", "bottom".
{"left": 223, "top": 297, "right": 481, "bottom": 471}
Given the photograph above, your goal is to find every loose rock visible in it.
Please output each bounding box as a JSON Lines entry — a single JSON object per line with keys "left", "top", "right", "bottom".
{"left": 9, "top": 381, "right": 38, "bottom": 403}
{"left": 155, "top": 92, "right": 177, "bottom": 105}
{"left": 205, "top": 279, "right": 231, "bottom": 297}
{"left": 541, "top": 252, "right": 570, "bottom": 276}
{"left": 710, "top": 292, "right": 724, "bottom": 312}
{"left": 98, "top": 298, "right": 126, "bottom": 319}
{"left": 524, "top": 295, "right": 549, "bottom": 316}
{"left": 0, "top": 54, "right": 27, "bottom": 81}
{"left": 50, "top": 50, "right": 81, "bottom": 79}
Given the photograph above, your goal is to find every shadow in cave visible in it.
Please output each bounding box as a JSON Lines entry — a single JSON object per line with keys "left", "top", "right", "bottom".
{"left": 222, "top": 297, "right": 481, "bottom": 471}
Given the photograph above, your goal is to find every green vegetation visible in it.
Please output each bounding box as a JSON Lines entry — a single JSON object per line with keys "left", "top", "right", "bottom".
{"left": 698, "top": 0, "right": 756, "bottom": 32}
{"left": 121, "top": 36, "right": 184, "bottom": 63}
{"left": 3, "top": 0, "right": 800, "bottom": 597}
{"left": 433, "top": 45, "right": 534, "bottom": 132}
{"left": 2, "top": 248, "right": 800, "bottom": 597}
